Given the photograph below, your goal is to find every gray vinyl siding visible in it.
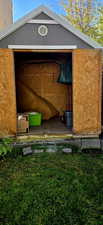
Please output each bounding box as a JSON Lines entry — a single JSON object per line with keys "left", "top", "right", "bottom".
{"left": 0, "top": 23, "right": 93, "bottom": 48}
{"left": 34, "top": 12, "right": 53, "bottom": 20}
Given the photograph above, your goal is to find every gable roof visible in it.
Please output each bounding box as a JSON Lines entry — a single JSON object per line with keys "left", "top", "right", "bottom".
{"left": 0, "top": 5, "right": 102, "bottom": 49}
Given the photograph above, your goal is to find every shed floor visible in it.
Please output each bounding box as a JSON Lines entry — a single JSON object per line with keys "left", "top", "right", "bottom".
{"left": 29, "top": 117, "right": 71, "bottom": 135}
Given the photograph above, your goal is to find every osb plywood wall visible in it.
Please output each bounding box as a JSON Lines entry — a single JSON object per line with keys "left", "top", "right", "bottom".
{"left": 73, "top": 49, "right": 101, "bottom": 135}
{"left": 16, "top": 62, "right": 71, "bottom": 120}
{"left": 0, "top": 49, "right": 101, "bottom": 136}
{"left": 0, "top": 49, "right": 16, "bottom": 136}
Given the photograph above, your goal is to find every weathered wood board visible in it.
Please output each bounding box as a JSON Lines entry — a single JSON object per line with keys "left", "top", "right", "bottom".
{"left": 73, "top": 49, "right": 102, "bottom": 135}
{"left": 0, "top": 49, "right": 17, "bottom": 136}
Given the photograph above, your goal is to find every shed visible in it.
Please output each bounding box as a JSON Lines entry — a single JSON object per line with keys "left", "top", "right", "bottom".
{"left": 0, "top": 5, "right": 102, "bottom": 137}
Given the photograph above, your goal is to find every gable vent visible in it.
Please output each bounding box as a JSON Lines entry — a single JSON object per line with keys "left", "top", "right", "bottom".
{"left": 38, "top": 25, "right": 48, "bottom": 36}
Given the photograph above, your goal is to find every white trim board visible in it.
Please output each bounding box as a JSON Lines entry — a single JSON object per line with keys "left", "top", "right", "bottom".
{"left": 27, "top": 19, "right": 58, "bottom": 24}
{"left": 8, "top": 45, "right": 77, "bottom": 50}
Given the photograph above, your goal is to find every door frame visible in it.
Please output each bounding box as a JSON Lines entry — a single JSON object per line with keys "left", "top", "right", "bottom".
{"left": 13, "top": 48, "right": 74, "bottom": 134}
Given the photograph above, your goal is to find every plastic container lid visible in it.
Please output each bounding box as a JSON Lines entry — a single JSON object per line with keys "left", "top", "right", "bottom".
{"left": 29, "top": 112, "right": 39, "bottom": 115}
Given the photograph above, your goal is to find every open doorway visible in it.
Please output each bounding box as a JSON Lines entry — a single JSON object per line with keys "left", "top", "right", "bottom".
{"left": 14, "top": 51, "right": 73, "bottom": 135}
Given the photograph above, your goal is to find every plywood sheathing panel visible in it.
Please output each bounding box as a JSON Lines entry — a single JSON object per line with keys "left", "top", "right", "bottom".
{"left": 0, "top": 49, "right": 17, "bottom": 136}
{"left": 73, "top": 49, "right": 102, "bottom": 135}
{"left": 16, "top": 62, "right": 70, "bottom": 119}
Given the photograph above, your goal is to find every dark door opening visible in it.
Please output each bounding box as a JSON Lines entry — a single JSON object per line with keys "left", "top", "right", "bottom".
{"left": 14, "top": 51, "right": 73, "bottom": 135}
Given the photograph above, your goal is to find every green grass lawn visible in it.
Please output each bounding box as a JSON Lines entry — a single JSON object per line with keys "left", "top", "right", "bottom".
{"left": 0, "top": 151, "right": 103, "bottom": 225}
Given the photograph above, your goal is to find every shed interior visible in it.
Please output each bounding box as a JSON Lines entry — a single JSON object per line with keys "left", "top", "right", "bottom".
{"left": 14, "top": 51, "right": 73, "bottom": 135}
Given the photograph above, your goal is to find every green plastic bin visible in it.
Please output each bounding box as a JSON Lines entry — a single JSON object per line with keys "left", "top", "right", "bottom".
{"left": 29, "top": 112, "right": 42, "bottom": 126}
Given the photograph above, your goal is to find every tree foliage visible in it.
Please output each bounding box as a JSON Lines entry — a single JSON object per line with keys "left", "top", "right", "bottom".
{"left": 95, "top": 6, "right": 103, "bottom": 45}
{"left": 61, "top": 0, "right": 103, "bottom": 45}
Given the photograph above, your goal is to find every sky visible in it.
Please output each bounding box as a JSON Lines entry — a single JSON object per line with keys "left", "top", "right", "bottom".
{"left": 13, "top": 0, "right": 103, "bottom": 21}
{"left": 13, "top": 0, "right": 65, "bottom": 21}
